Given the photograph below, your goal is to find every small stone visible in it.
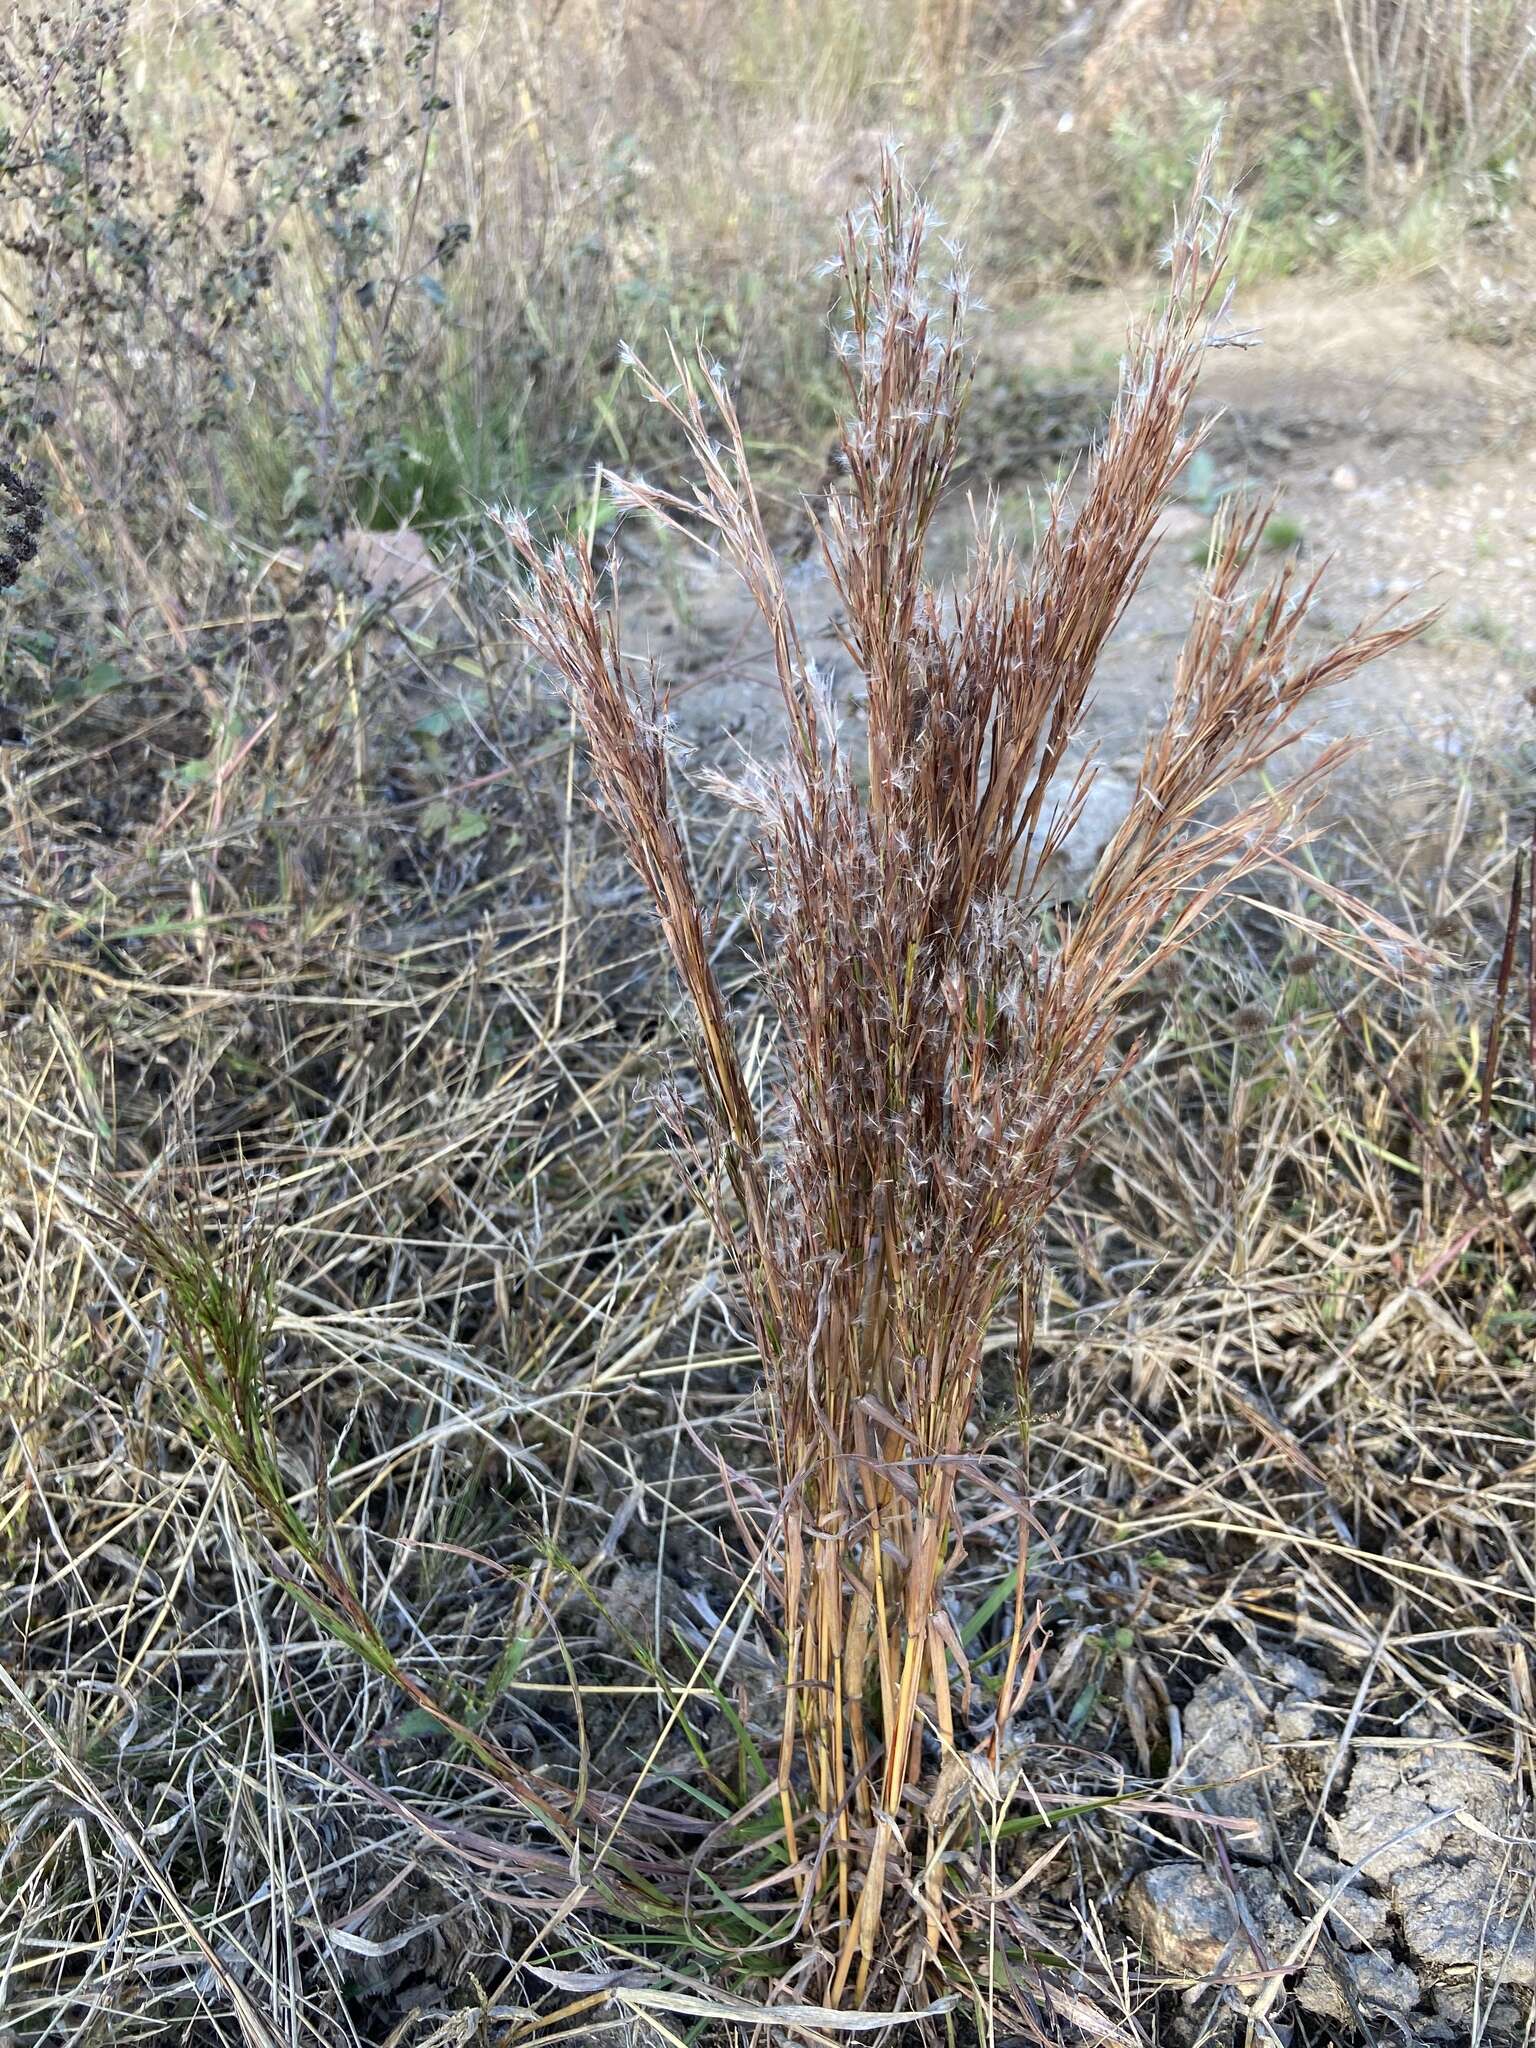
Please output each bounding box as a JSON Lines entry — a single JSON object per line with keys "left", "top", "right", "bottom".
{"left": 1242, "top": 1865, "right": 1304, "bottom": 1939}
{"left": 1272, "top": 1693, "right": 1326, "bottom": 1745}
{"left": 1295, "top": 1848, "right": 1390, "bottom": 1950}
{"left": 1040, "top": 766, "right": 1137, "bottom": 900}
{"left": 1125, "top": 1864, "right": 1238, "bottom": 1977}
{"left": 309, "top": 524, "right": 456, "bottom": 640}
{"left": 1181, "top": 1668, "right": 1301, "bottom": 1861}
{"left": 1352, "top": 1952, "right": 1421, "bottom": 2018}
{"left": 1296, "top": 1958, "right": 1346, "bottom": 2021}
{"left": 1296, "top": 1947, "right": 1420, "bottom": 2024}
{"left": 1257, "top": 1649, "right": 1326, "bottom": 1700}
{"left": 1331, "top": 464, "right": 1360, "bottom": 493}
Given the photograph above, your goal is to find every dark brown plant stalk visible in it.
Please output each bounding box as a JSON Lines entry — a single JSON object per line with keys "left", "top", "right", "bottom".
{"left": 509, "top": 141, "right": 1427, "bottom": 2008}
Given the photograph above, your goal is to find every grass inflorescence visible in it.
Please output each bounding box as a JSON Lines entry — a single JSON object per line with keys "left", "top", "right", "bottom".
{"left": 512, "top": 142, "right": 1431, "bottom": 2013}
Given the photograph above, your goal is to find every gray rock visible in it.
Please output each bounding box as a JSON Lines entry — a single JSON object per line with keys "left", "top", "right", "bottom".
{"left": 1294, "top": 1847, "right": 1391, "bottom": 1950}
{"left": 1039, "top": 766, "right": 1138, "bottom": 899}
{"left": 1125, "top": 1863, "right": 1239, "bottom": 1977}
{"left": 312, "top": 525, "right": 456, "bottom": 640}
{"left": 1126, "top": 1858, "right": 1431, "bottom": 2027}
{"left": 1257, "top": 1648, "right": 1327, "bottom": 1701}
{"left": 1328, "top": 1730, "right": 1536, "bottom": 1986}
{"left": 1181, "top": 1667, "right": 1302, "bottom": 1861}
{"left": 1290, "top": 1948, "right": 1421, "bottom": 2025}
{"left": 1271, "top": 1693, "right": 1328, "bottom": 1747}
{"left": 1233, "top": 1866, "right": 1419, "bottom": 2023}
{"left": 1242, "top": 1864, "right": 1306, "bottom": 1951}
{"left": 1433, "top": 1982, "right": 1528, "bottom": 2045}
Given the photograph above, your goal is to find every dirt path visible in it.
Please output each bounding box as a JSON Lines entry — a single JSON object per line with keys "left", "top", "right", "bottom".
{"left": 618, "top": 272, "right": 1535, "bottom": 880}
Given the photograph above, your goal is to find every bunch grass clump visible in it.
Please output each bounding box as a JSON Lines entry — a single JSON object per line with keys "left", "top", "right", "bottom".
{"left": 513, "top": 142, "right": 1427, "bottom": 2007}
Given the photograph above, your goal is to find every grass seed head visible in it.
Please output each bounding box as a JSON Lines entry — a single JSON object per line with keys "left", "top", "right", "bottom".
{"left": 511, "top": 140, "right": 1432, "bottom": 2006}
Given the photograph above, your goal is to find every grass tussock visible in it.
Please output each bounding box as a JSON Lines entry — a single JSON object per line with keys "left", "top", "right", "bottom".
{"left": 511, "top": 144, "right": 1428, "bottom": 2010}
{"left": 1, "top": 10, "right": 1534, "bottom": 2046}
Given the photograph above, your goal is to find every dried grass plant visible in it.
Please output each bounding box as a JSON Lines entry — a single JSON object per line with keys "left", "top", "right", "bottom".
{"left": 510, "top": 142, "right": 1427, "bottom": 2006}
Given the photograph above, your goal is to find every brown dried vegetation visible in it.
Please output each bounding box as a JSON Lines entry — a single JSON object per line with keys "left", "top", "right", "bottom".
{"left": 512, "top": 145, "right": 1427, "bottom": 2007}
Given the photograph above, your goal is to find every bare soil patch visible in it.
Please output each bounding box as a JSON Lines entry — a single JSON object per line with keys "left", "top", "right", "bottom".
{"left": 621, "top": 273, "right": 1535, "bottom": 865}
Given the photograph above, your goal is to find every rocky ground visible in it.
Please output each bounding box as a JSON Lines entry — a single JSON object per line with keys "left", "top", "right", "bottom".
{"left": 1124, "top": 1650, "right": 1533, "bottom": 2041}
